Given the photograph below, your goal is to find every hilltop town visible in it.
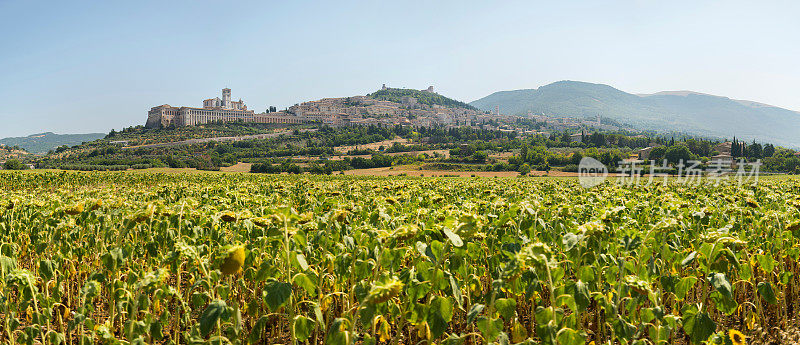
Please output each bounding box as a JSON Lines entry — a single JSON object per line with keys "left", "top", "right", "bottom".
{"left": 146, "top": 85, "right": 516, "bottom": 130}
{"left": 143, "top": 85, "right": 632, "bottom": 139}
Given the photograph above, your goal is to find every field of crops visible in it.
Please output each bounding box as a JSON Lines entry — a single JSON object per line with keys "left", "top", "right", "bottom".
{"left": 1, "top": 172, "right": 799, "bottom": 345}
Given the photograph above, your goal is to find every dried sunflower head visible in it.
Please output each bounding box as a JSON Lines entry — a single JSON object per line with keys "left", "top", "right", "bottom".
{"left": 64, "top": 203, "right": 84, "bottom": 215}
{"left": 365, "top": 277, "right": 403, "bottom": 304}
{"left": 220, "top": 245, "right": 246, "bottom": 275}
{"left": 220, "top": 211, "right": 238, "bottom": 222}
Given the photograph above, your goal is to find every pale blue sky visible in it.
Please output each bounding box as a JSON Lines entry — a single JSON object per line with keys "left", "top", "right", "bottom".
{"left": 1, "top": 1, "right": 799, "bottom": 138}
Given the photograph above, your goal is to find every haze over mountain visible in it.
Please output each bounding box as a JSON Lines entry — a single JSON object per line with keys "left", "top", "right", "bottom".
{"left": 471, "top": 81, "right": 800, "bottom": 148}
{"left": 0, "top": 132, "right": 106, "bottom": 154}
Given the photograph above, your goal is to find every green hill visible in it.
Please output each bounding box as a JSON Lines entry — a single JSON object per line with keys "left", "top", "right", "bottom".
{"left": 0, "top": 132, "right": 106, "bottom": 154}
{"left": 0, "top": 144, "right": 29, "bottom": 161}
{"left": 470, "top": 81, "right": 800, "bottom": 148}
{"left": 367, "top": 87, "right": 477, "bottom": 110}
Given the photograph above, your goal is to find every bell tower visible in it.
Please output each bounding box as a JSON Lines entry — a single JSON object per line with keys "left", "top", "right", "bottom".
{"left": 222, "top": 88, "right": 232, "bottom": 109}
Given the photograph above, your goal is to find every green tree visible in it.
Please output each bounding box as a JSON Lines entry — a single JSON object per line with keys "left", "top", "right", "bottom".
{"left": 472, "top": 151, "right": 488, "bottom": 163}
{"left": 648, "top": 146, "right": 667, "bottom": 162}
{"left": 763, "top": 144, "right": 775, "bottom": 158}
{"left": 518, "top": 163, "right": 531, "bottom": 176}
{"left": 665, "top": 145, "right": 693, "bottom": 164}
{"left": 3, "top": 159, "right": 28, "bottom": 170}
{"left": 748, "top": 141, "right": 762, "bottom": 159}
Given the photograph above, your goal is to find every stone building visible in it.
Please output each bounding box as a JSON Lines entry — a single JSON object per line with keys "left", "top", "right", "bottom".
{"left": 146, "top": 89, "right": 304, "bottom": 128}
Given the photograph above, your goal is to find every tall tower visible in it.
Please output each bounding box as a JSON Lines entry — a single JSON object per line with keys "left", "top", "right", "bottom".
{"left": 222, "top": 88, "right": 232, "bottom": 109}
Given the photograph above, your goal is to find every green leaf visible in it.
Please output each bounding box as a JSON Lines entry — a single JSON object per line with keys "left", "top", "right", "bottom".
{"left": 511, "top": 322, "right": 528, "bottom": 343}
{"left": 198, "top": 300, "right": 230, "bottom": 337}
{"left": 442, "top": 227, "right": 463, "bottom": 247}
{"left": 578, "top": 266, "right": 596, "bottom": 282}
{"left": 314, "top": 302, "right": 325, "bottom": 331}
{"left": 612, "top": 318, "right": 637, "bottom": 341}
{"left": 448, "top": 274, "right": 463, "bottom": 308}
{"left": 739, "top": 263, "right": 753, "bottom": 281}
{"left": 362, "top": 335, "right": 376, "bottom": 345}
{"left": 38, "top": 259, "right": 56, "bottom": 281}
{"left": 562, "top": 233, "right": 580, "bottom": 251}
{"left": 0, "top": 255, "right": 17, "bottom": 279}
{"left": 476, "top": 317, "right": 503, "bottom": 343}
{"left": 293, "top": 273, "right": 317, "bottom": 297}
{"left": 707, "top": 272, "right": 732, "bottom": 298}
{"left": 757, "top": 282, "right": 778, "bottom": 305}
{"left": 554, "top": 294, "right": 577, "bottom": 314}
{"left": 430, "top": 241, "right": 445, "bottom": 263}
{"left": 756, "top": 254, "right": 776, "bottom": 273}
{"left": 675, "top": 276, "right": 697, "bottom": 301}
{"left": 292, "top": 315, "right": 315, "bottom": 342}
{"left": 326, "top": 318, "right": 351, "bottom": 345}
{"left": 494, "top": 298, "right": 517, "bottom": 321}
{"left": 710, "top": 291, "right": 738, "bottom": 315}
{"left": 649, "top": 324, "right": 671, "bottom": 345}
{"left": 682, "top": 305, "right": 716, "bottom": 345}
{"left": 466, "top": 303, "right": 484, "bottom": 324}
{"left": 249, "top": 316, "right": 269, "bottom": 343}
{"left": 263, "top": 279, "right": 292, "bottom": 312}
{"left": 295, "top": 253, "right": 310, "bottom": 271}
{"left": 535, "top": 319, "right": 558, "bottom": 345}
{"left": 660, "top": 275, "right": 678, "bottom": 294}
{"left": 80, "top": 280, "right": 100, "bottom": 300}
{"left": 101, "top": 247, "right": 125, "bottom": 272}
{"left": 416, "top": 241, "right": 435, "bottom": 262}
{"left": 681, "top": 251, "right": 698, "bottom": 267}
{"left": 571, "top": 280, "right": 590, "bottom": 311}
{"left": 780, "top": 271, "right": 794, "bottom": 285}
{"left": 358, "top": 304, "right": 376, "bottom": 328}
{"left": 427, "top": 296, "right": 453, "bottom": 339}
{"left": 556, "top": 327, "right": 586, "bottom": 345}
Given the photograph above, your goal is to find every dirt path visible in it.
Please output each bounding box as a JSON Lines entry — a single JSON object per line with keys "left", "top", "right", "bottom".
{"left": 219, "top": 162, "right": 253, "bottom": 172}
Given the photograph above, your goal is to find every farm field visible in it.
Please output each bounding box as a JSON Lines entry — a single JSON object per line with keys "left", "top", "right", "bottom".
{"left": 0, "top": 172, "right": 799, "bottom": 345}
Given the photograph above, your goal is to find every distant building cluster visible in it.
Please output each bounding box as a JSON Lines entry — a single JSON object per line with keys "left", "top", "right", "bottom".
{"left": 528, "top": 114, "right": 620, "bottom": 132}
{"left": 286, "top": 85, "right": 503, "bottom": 127}
{"left": 146, "top": 88, "right": 304, "bottom": 128}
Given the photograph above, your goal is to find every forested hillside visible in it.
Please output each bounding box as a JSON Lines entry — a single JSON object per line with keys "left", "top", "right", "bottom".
{"left": 471, "top": 81, "right": 800, "bottom": 148}
{"left": 0, "top": 132, "right": 105, "bottom": 154}
{"left": 368, "top": 88, "right": 477, "bottom": 110}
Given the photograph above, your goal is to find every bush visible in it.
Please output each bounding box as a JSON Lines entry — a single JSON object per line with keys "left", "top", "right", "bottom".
{"left": 518, "top": 163, "right": 531, "bottom": 176}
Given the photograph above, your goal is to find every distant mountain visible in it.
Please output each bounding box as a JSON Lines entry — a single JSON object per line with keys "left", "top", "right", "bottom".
{"left": 368, "top": 87, "right": 477, "bottom": 110}
{"left": 0, "top": 132, "right": 106, "bottom": 154}
{"left": 471, "top": 81, "right": 800, "bottom": 147}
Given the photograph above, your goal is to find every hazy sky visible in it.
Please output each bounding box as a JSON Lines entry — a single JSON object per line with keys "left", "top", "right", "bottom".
{"left": 1, "top": 1, "right": 799, "bottom": 138}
